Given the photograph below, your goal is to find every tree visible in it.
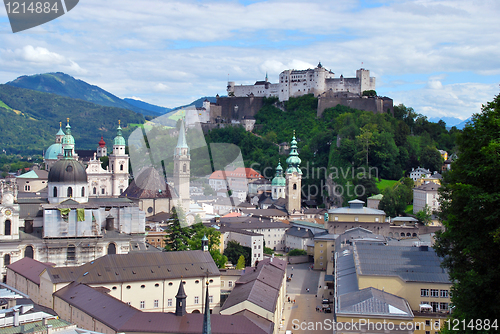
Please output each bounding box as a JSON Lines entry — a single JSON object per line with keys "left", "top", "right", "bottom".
{"left": 288, "top": 249, "right": 307, "bottom": 256}
{"left": 415, "top": 204, "right": 432, "bottom": 226}
{"left": 420, "top": 146, "right": 443, "bottom": 172}
{"left": 223, "top": 241, "right": 251, "bottom": 267}
{"left": 187, "top": 223, "right": 227, "bottom": 268}
{"left": 434, "top": 93, "right": 500, "bottom": 328}
{"left": 164, "top": 207, "right": 190, "bottom": 251}
{"left": 236, "top": 255, "right": 246, "bottom": 269}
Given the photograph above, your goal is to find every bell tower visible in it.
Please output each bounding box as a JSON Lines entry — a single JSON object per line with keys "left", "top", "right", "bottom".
{"left": 109, "top": 120, "right": 129, "bottom": 196}
{"left": 173, "top": 119, "right": 191, "bottom": 213}
{"left": 285, "top": 131, "right": 302, "bottom": 213}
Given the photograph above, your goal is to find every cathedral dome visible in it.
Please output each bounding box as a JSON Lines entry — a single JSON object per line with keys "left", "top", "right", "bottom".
{"left": 48, "top": 159, "right": 88, "bottom": 183}
{"left": 113, "top": 122, "right": 126, "bottom": 146}
{"left": 272, "top": 162, "right": 286, "bottom": 186}
{"left": 45, "top": 143, "right": 62, "bottom": 160}
{"left": 98, "top": 136, "right": 106, "bottom": 148}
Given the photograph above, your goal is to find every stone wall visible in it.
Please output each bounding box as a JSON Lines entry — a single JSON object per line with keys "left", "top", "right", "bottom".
{"left": 215, "top": 96, "right": 265, "bottom": 121}
{"left": 317, "top": 92, "right": 393, "bottom": 117}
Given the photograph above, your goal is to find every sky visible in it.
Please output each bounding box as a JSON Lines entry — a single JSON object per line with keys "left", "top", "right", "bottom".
{"left": 1, "top": 0, "right": 499, "bottom": 121}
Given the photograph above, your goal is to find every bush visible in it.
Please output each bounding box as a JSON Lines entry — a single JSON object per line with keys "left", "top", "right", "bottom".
{"left": 288, "top": 249, "right": 307, "bottom": 256}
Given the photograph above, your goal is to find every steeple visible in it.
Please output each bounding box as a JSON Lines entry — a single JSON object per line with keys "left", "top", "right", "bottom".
{"left": 286, "top": 130, "right": 302, "bottom": 174}
{"left": 56, "top": 122, "right": 65, "bottom": 143}
{"left": 113, "top": 120, "right": 126, "bottom": 147}
{"left": 175, "top": 280, "right": 187, "bottom": 316}
{"left": 61, "top": 118, "right": 75, "bottom": 158}
{"left": 202, "top": 281, "right": 211, "bottom": 334}
{"left": 272, "top": 159, "right": 286, "bottom": 200}
{"left": 202, "top": 235, "right": 209, "bottom": 252}
{"left": 176, "top": 118, "right": 189, "bottom": 152}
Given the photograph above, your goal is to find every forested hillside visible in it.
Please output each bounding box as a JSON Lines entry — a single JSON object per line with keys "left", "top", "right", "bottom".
{"left": 205, "top": 95, "right": 459, "bottom": 206}
{"left": 0, "top": 84, "right": 144, "bottom": 155}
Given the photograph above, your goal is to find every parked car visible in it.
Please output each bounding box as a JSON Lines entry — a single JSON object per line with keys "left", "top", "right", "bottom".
{"left": 322, "top": 299, "right": 329, "bottom": 304}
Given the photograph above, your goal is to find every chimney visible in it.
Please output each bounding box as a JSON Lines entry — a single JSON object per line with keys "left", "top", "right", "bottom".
{"left": 7, "top": 299, "right": 16, "bottom": 309}
{"left": 13, "top": 309, "right": 19, "bottom": 326}
{"left": 47, "top": 325, "right": 53, "bottom": 334}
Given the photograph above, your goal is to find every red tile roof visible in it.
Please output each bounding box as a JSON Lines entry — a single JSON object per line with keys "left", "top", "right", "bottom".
{"left": 209, "top": 168, "right": 263, "bottom": 180}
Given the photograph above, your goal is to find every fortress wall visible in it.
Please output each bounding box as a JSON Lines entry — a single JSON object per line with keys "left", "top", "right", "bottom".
{"left": 317, "top": 96, "right": 393, "bottom": 117}
{"left": 215, "top": 96, "right": 265, "bottom": 120}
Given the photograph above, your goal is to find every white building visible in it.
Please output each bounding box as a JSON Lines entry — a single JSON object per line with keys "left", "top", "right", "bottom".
{"left": 409, "top": 167, "right": 432, "bottom": 182}
{"left": 228, "top": 63, "right": 376, "bottom": 102}
{"left": 413, "top": 183, "right": 441, "bottom": 214}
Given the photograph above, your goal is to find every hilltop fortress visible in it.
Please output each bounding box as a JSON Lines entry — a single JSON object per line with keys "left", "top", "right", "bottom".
{"left": 227, "top": 62, "right": 376, "bottom": 102}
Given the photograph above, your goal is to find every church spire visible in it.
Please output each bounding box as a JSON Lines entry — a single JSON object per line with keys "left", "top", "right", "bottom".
{"left": 175, "top": 280, "right": 187, "bottom": 316}
{"left": 61, "top": 118, "right": 75, "bottom": 158}
{"left": 176, "top": 118, "right": 189, "bottom": 151}
{"left": 202, "top": 281, "right": 211, "bottom": 334}
{"left": 286, "top": 130, "right": 302, "bottom": 174}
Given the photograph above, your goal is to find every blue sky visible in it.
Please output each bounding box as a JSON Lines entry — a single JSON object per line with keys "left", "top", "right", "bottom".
{"left": 1, "top": 0, "right": 499, "bottom": 120}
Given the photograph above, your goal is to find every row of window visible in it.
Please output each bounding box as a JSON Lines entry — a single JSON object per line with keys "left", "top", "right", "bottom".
{"left": 421, "top": 301, "right": 449, "bottom": 312}
{"left": 138, "top": 296, "right": 215, "bottom": 309}
{"left": 53, "top": 186, "right": 85, "bottom": 198}
{"left": 421, "top": 289, "right": 449, "bottom": 298}
{"left": 221, "top": 280, "right": 233, "bottom": 288}
{"left": 114, "top": 279, "right": 214, "bottom": 290}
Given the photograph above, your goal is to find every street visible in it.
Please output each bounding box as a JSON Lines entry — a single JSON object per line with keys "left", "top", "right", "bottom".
{"left": 280, "top": 262, "right": 333, "bottom": 334}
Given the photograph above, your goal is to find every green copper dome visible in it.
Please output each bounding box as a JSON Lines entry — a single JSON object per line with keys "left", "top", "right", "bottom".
{"left": 272, "top": 162, "right": 286, "bottom": 186}
{"left": 286, "top": 132, "right": 302, "bottom": 174}
{"left": 114, "top": 122, "right": 126, "bottom": 146}
{"left": 45, "top": 143, "right": 62, "bottom": 160}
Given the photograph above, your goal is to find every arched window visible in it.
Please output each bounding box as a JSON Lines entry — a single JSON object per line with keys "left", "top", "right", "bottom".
{"left": 183, "top": 164, "right": 187, "bottom": 173}
{"left": 67, "top": 187, "right": 73, "bottom": 197}
{"left": 81, "top": 187, "right": 85, "bottom": 197}
{"left": 93, "top": 187, "right": 97, "bottom": 195}
{"left": 107, "top": 243, "right": 116, "bottom": 255}
{"left": 4, "top": 220, "right": 11, "bottom": 236}
{"left": 293, "top": 183, "right": 297, "bottom": 190}
{"left": 120, "top": 164, "right": 124, "bottom": 171}
{"left": 67, "top": 245, "right": 76, "bottom": 261}
{"left": 3, "top": 254, "right": 10, "bottom": 266}
{"left": 53, "top": 186, "right": 57, "bottom": 197}
{"left": 24, "top": 246, "right": 33, "bottom": 259}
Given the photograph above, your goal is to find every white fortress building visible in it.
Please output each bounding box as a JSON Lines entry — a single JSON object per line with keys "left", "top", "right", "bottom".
{"left": 227, "top": 63, "right": 376, "bottom": 101}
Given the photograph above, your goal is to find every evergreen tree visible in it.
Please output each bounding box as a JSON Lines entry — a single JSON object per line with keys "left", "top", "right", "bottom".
{"left": 434, "top": 93, "right": 500, "bottom": 328}
{"left": 236, "top": 255, "right": 246, "bottom": 269}
{"left": 164, "top": 207, "right": 190, "bottom": 251}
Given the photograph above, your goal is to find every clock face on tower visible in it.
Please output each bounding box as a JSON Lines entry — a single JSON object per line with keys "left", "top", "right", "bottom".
{"left": 5, "top": 210, "right": 11, "bottom": 216}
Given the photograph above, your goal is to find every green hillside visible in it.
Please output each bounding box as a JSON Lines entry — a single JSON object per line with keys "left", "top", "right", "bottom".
{"left": 0, "top": 84, "right": 145, "bottom": 155}
{"left": 6, "top": 72, "right": 159, "bottom": 117}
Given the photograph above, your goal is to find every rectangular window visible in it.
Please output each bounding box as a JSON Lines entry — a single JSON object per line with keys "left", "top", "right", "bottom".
{"left": 221, "top": 281, "right": 225, "bottom": 287}
{"left": 154, "top": 300, "right": 159, "bottom": 308}
{"left": 228, "top": 281, "right": 233, "bottom": 287}
{"left": 431, "top": 289, "right": 439, "bottom": 297}
{"left": 167, "top": 299, "right": 173, "bottom": 307}
{"left": 430, "top": 301, "right": 439, "bottom": 312}
{"left": 194, "top": 296, "right": 199, "bottom": 304}
{"left": 421, "top": 289, "right": 429, "bottom": 297}
{"left": 440, "top": 290, "right": 449, "bottom": 298}
{"left": 440, "top": 302, "right": 448, "bottom": 310}
{"left": 209, "top": 295, "right": 213, "bottom": 303}
{"left": 140, "top": 301, "right": 145, "bottom": 309}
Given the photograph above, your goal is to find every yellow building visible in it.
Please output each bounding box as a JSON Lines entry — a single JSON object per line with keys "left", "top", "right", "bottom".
{"left": 335, "top": 243, "right": 452, "bottom": 333}
{"left": 313, "top": 234, "right": 337, "bottom": 270}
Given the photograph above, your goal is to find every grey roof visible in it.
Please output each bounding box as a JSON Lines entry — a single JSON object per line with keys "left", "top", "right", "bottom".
{"left": 338, "top": 287, "right": 413, "bottom": 318}
{"left": 391, "top": 217, "right": 418, "bottom": 222}
{"left": 47, "top": 251, "right": 219, "bottom": 285}
{"left": 354, "top": 243, "right": 450, "bottom": 283}
{"left": 290, "top": 220, "right": 327, "bottom": 230}
{"left": 336, "top": 249, "right": 359, "bottom": 296}
{"left": 219, "top": 220, "right": 289, "bottom": 231}
{"left": 285, "top": 226, "right": 314, "bottom": 239}
{"left": 221, "top": 258, "right": 285, "bottom": 314}
{"left": 120, "top": 167, "right": 172, "bottom": 199}
{"left": 314, "top": 233, "right": 338, "bottom": 241}
{"left": 241, "top": 208, "right": 288, "bottom": 217}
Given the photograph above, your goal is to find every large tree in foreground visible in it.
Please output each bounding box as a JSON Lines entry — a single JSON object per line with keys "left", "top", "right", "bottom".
{"left": 434, "top": 94, "right": 500, "bottom": 329}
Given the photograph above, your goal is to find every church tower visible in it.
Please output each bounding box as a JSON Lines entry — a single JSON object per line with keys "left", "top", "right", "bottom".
{"left": 96, "top": 136, "right": 107, "bottom": 158}
{"left": 109, "top": 121, "right": 129, "bottom": 196}
{"left": 285, "top": 131, "right": 302, "bottom": 213}
{"left": 173, "top": 119, "right": 190, "bottom": 213}
{"left": 271, "top": 160, "right": 286, "bottom": 200}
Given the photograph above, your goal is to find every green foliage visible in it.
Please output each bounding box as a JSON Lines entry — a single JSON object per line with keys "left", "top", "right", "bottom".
{"left": 378, "top": 178, "right": 413, "bottom": 217}
{"left": 223, "top": 240, "right": 251, "bottom": 267}
{"left": 263, "top": 246, "right": 274, "bottom": 255}
{"left": 164, "top": 207, "right": 190, "bottom": 251}
{"left": 0, "top": 84, "right": 144, "bottom": 155}
{"left": 362, "top": 90, "right": 377, "bottom": 97}
{"left": 288, "top": 249, "right": 307, "bottom": 256}
{"left": 415, "top": 204, "right": 432, "bottom": 225}
{"left": 434, "top": 93, "right": 500, "bottom": 326}
{"left": 236, "top": 255, "right": 246, "bottom": 269}
{"left": 419, "top": 146, "right": 443, "bottom": 171}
